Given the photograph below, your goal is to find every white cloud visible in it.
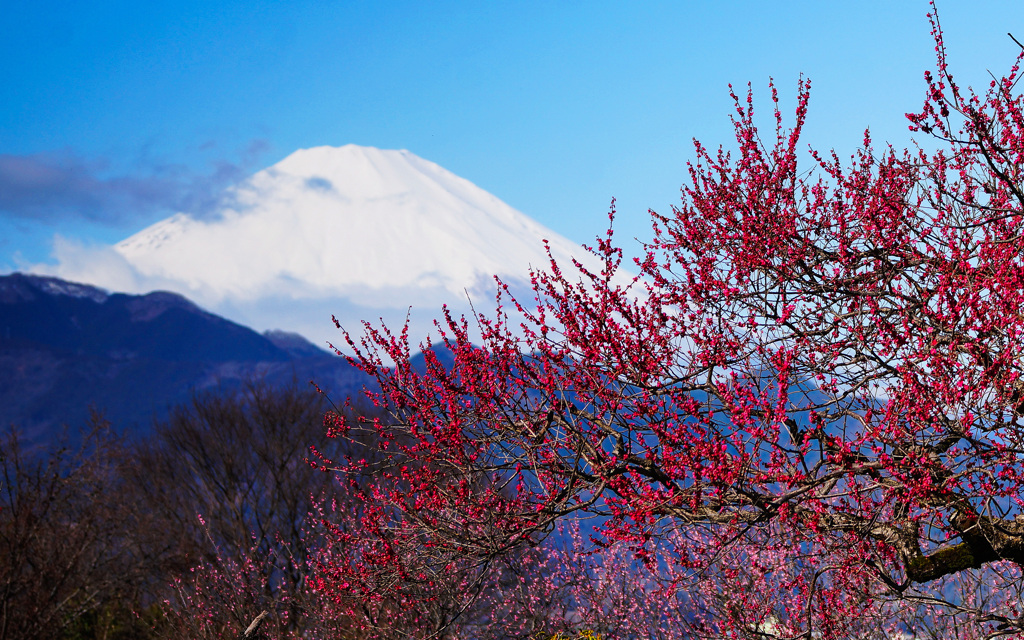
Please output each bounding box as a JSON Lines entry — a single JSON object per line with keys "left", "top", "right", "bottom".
{"left": 35, "top": 235, "right": 154, "bottom": 295}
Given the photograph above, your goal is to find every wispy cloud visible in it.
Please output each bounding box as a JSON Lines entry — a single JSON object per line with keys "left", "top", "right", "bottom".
{"left": 0, "top": 141, "right": 271, "bottom": 225}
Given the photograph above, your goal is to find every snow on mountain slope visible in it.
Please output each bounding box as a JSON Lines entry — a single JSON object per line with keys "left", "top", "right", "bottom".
{"left": 40, "top": 145, "right": 620, "bottom": 351}
{"left": 115, "top": 145, "right": 598, "bottom": 305}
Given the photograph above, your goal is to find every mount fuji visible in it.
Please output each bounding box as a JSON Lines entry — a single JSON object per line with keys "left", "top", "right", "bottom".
{"left": 40, "top": 145, "right": 612, "bottom": 351}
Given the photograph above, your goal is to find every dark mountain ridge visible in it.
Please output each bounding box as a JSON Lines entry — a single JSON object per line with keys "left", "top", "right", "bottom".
{"left": 0, "top": 273, "right": 367, "bottom": 445}
{"left": 1, "top": 273, "right": 288, "bottom": 362}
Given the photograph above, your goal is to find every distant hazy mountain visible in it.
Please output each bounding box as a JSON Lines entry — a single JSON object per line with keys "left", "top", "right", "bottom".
{"left": 40, "top": 145, "right": 614, "bottom": 350}
{"left": 0, "top": 273, "right": 367, "bottom": 445}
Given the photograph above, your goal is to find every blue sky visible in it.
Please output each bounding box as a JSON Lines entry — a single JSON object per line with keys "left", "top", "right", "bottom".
{"left": 3, "top": 0, "right": 1024, "bottom": 271}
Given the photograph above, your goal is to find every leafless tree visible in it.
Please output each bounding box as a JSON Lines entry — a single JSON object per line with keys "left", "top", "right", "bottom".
{"left": 0, "top": 422, "right": 150, "bottom": 640}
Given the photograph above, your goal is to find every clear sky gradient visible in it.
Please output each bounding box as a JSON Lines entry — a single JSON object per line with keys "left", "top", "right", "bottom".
{"left": 3, "top": 1, "right": 1023, "bottom": 271}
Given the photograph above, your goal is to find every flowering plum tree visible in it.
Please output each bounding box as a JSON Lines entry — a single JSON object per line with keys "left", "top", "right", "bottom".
{"left": 323, "top": 9, "right": 1024, "bottom": 639}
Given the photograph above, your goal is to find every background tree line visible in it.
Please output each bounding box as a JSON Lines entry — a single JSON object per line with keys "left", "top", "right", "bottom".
{"left": 0, "top": 378, "right": 608, "bottom": 640}
{"left": 0, "top": 380, "right": 376, "bottom": 640}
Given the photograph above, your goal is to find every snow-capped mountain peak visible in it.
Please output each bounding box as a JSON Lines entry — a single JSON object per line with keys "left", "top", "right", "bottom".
{"left": 43, "top": 144, "right": 616, "bottom": 349}
{"left": 114, "top": 144, "right": 591, "bottom": 305}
